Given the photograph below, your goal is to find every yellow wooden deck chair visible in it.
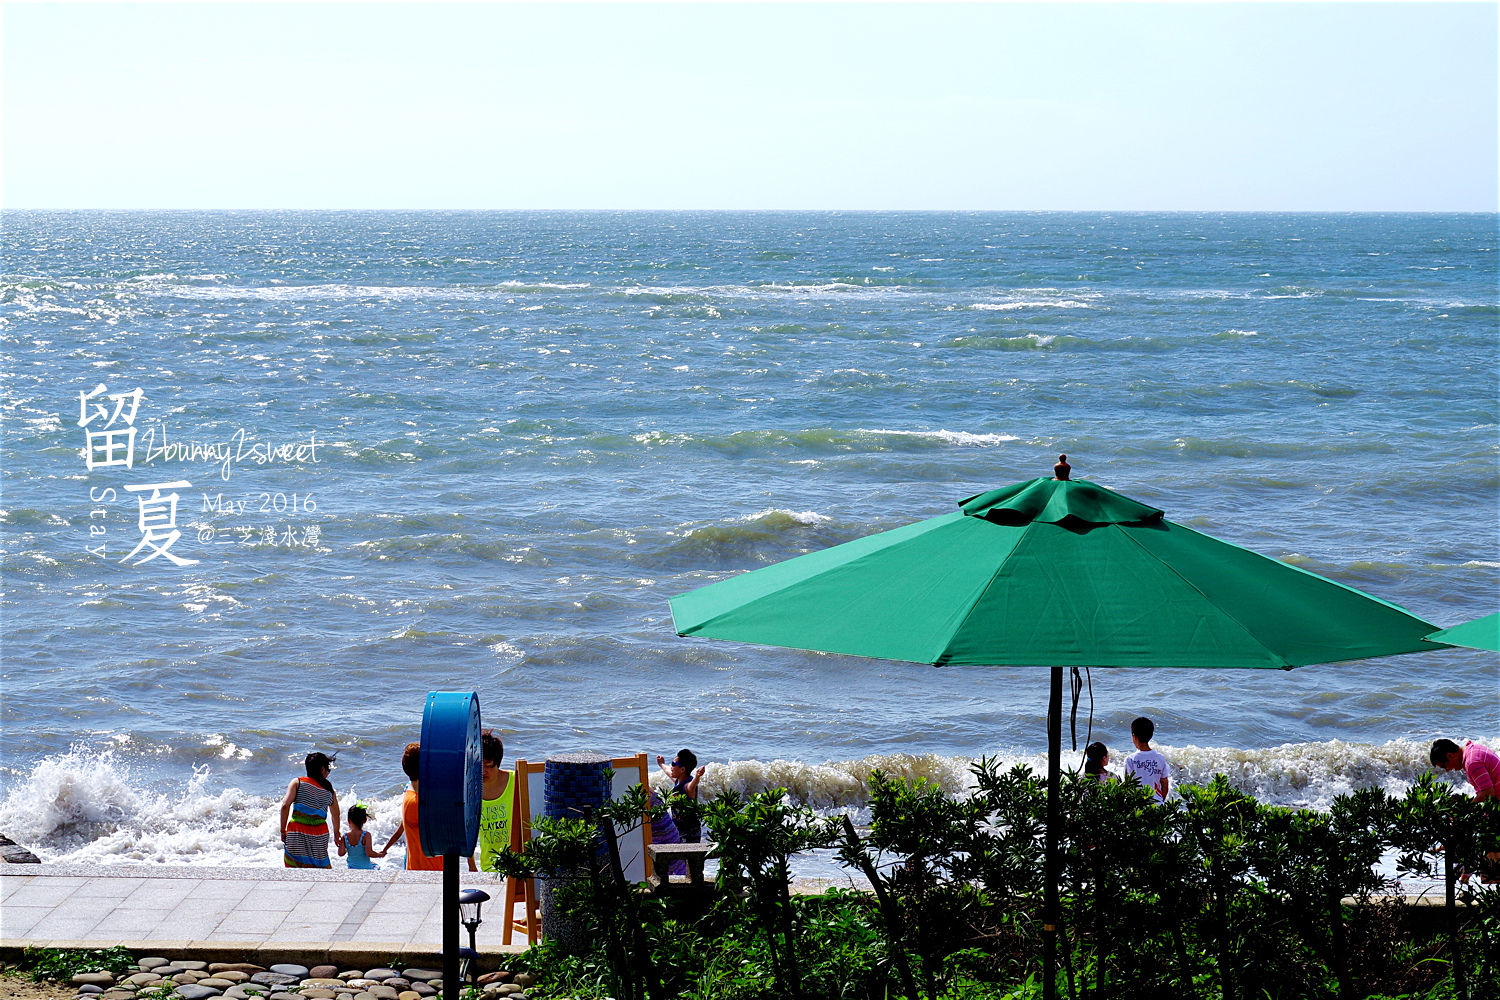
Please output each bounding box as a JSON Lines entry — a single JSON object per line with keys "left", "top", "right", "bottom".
{"left": 501, "top": 753, "right": 655, "bottom": 946}
{"left": 502, "top": 759, "right": 546, "bottom": 946}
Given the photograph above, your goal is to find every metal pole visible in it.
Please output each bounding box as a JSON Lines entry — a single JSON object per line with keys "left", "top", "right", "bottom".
{"left": 1043, "top": 665, "right": 1061, "bottom": 1000}
{"left": 444, "top": 852, "right": 459, "bottom": 1000}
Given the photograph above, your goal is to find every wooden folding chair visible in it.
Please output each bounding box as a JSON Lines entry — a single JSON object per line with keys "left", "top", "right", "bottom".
{"left": 502, "top": 759, "right": 546, "bottom": 946}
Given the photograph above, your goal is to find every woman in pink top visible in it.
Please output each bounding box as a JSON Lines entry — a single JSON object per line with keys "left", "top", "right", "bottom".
{"left": 1430, "top": 738, "right": 1500, "bottom": 800}
{"left": 1430, "top": 737, "right": 1500, "bottom": 882}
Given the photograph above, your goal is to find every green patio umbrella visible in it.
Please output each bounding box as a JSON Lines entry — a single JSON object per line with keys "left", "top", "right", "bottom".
{"left": 670, "top": 469, "right": 1446, "bottom": 1000}
{"left": 1424, "top": 612, "right": 1500, "bottom": 652}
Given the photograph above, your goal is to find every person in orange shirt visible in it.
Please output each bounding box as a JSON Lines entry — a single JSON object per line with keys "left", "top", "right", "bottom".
{"left": 381, "top": 742, "right": 476, "bottom": 870}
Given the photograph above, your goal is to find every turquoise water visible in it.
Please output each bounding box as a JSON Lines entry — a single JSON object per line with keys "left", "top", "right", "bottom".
{"left": 1, "top": 211, "right": 1495, "bottom": 865}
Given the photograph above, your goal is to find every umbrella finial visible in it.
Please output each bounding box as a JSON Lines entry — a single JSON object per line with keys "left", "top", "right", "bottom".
{"left": 1053, "top": 454, "right": 1071, "bottom": 481}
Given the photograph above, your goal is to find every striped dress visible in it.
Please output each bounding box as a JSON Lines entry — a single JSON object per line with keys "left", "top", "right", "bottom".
{"left": 283, "top": 777, "right": 333, "bottom": 868}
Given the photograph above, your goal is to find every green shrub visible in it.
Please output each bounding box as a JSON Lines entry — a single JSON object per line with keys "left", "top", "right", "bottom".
{"left": 21, "top": 946, "right": 136, "bottom": 982}
{"left": 705, "top": 787, "right": 839, "bottom": 997}
{"left": 496, "top": 766, "right": 1500, "bottom": 1000}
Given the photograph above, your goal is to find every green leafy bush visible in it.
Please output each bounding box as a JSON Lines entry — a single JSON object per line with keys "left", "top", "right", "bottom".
{"left": 496, "top": 767, "right": 1500, "bottom": 1000}
{"left": 21, "top": 946, "right": 136, "bottom": 982}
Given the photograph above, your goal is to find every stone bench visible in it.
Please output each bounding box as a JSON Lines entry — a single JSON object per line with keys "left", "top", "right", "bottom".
{"left": 646, "top": 842, "right": 715, "bottom": 895}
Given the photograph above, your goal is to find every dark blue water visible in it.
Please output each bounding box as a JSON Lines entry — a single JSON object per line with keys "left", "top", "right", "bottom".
{"left": 1, "top": 211, "right": 1495, "bottom": 865}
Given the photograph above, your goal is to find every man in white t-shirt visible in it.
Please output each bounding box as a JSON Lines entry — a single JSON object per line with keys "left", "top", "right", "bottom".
{"left": 1124, "top": 716, "right": 1170, "bottom": 803}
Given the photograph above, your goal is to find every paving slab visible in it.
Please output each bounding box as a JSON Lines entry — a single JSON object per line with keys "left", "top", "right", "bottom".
{"left": 0, "top": 905, "right": 50, "bottom": 937}
{"left": 0, "top": 864, "right": 522, "bottom": 965}
{"left": 92, "top": 909, "right": 177, "bottom": 935}
{"left": 26, "top": 918, "right": 107, "bottom": 942}
{"left": 3, "top": 880, "right": 69, "bottom": 907}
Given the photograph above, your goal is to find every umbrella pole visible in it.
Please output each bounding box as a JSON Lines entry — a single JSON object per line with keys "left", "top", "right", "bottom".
{"left": 1043, "top": 665, "right": 1062, "bottom": 1000}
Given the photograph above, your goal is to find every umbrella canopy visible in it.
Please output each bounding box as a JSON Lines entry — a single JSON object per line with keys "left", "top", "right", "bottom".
{"left": 1424, "top": 612, "right": 1500, "bottom": 652}
{"left": 671, "top": 476, "right": 1442, "bottom": 668}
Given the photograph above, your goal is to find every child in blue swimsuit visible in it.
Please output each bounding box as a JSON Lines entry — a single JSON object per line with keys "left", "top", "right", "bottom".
{"left": 337, "top": 803, "right": 385, "bottom": 870}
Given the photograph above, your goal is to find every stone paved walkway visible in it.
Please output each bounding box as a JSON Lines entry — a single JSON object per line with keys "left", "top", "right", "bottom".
{"left": 0, "top": 865, "right": 524, "bottom": 966}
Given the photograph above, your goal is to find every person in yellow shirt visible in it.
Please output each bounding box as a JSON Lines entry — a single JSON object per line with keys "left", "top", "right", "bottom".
{"left": 477, "top": 730, "right": 515, "bottom": 872}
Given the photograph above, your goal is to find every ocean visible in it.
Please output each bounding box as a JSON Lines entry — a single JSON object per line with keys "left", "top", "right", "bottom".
{"left": 1, "top": 210, "right": 1496, "bottom": 871}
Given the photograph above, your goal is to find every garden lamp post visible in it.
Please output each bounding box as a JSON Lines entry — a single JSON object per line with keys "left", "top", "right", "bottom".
{"left": 459, "top": 887, "right": 490, "bottom": 953}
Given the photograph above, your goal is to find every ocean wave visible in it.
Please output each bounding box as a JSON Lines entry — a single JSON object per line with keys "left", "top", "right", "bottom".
{"left": 385, "top": 627, "right": 517, "bottom": 646}
{"left": 1147, "top": 379, "right": 1358, "bottom": 403}
{"left": 152, "top": 278, "right": 932, "bottom": 306}
{"left": 0, "top": 276, "right": 92, "bottom": 295}
{"left": 653, "top": 508, "right": 854, "bottom": 567}
{"left": 0, "top": 748, "right": 262, "bottom": 860}
{"left": 0, "top": 507, "right": 69, "bottom": 526}
{"left": 1122, "top": 286, "right": 1476, "bottom": 308}
{"left": 945, "top": 332, "right": 1179, "bottom": 353}
{"left": 349, "top": 532, "right": 549, "bottom": 565}
{"left": 613, "top": 280, "right": 926, "bottom": 303}
{"left": 704, "top": 738, "right": 1490, "bottom": 815}
{"left": 1161, "top": 436, "right": 1401, "bottom": 459}
{"left": 854, "top": 428, "right": 1020, "bottom": 448}
{"left": 6, "top": 739, "right": 1489, "bottom": 867}
{"left": 1263, "top": 285, "right": 1325, "bottom": 299}
{"left": 700, "top": 753, "right": 977, "bottom": 808}
{"left": 946, "top": 333, "right": 1075, "bottom": 351}
{"left": 0, "top": 287, "right": 138, "bottom": 325}
{"left": 566, "top": 426, "right": 1023, "bottom": 457}
{"left": 969, "top": 299, "right": 1097, "bottom": 311}
{"left": 151, "top": 281, "right": 593, "bottom": 301}
{"left": 738, "top": 507, "right": 834, "bottom": 527}
{"left": 175, "top": 581, "right": 246, "bottom": 616}
{"left": 0, "top": 746, "right": 410, "bottom": 866}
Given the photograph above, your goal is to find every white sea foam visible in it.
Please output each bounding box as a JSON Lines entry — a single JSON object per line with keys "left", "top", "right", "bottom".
{"left": 739, "top": 508, "right": 834, "bottom": 527}
{"left": 487, "top": 640, "right": 527, "bottom": 662}
{"left": 856, "top": 428, "right": 1021, "bottom": 447}
{"left": 970, "top": 299, "right": 1095, "bottom": 311}
{"left": 692, "top": 753, "right": 980, "bottom": 810}
{"left": 618, "top": 281, "right": 920, "bottom": 302}
{"left": 176, "top": 583, "right": 243, "bottom": 616}
{"left": 1162, "top": 738, "right": 1445, "bottom": 811}
{"left": 631, "top": 430, "right": 693, "bottom": 446}
{"left": 203, "top": 734, "right": 253, "bottom": 761}
{"left": 155, "top": 281, "right": 591, "bottom": 302}
{"left": 0, "top": 747, "right": 407, "bottom": 867}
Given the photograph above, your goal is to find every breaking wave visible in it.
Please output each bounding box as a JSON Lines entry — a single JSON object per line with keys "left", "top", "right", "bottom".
{"left": 4, "top": 739, "right": 1489, "bottom": 868}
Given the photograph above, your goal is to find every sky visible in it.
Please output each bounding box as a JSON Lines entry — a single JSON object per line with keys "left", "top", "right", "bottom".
{"left": 3, "top": 1, "right": 1497, "bottom": 211}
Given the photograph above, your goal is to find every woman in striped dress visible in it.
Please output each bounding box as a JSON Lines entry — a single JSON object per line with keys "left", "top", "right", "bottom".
{"left": 279, "top": 752, "right": 340, "bottom": 868}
